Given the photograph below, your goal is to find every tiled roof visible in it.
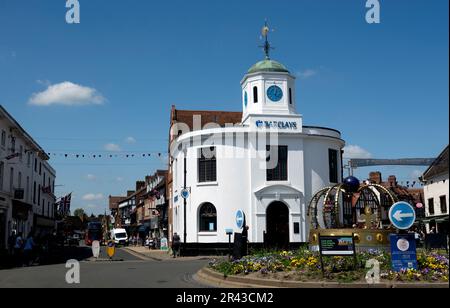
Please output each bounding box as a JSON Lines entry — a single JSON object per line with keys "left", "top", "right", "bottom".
{"left": 422, "top": 145, "right": 449, "bottom": 181}
{"left": 169, "top": 105, "right": 242, "bottom": 141}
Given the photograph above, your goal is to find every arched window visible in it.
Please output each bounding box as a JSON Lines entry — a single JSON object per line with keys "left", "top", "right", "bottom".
{"left": 253, "top": 86, "right": 258, "bottom": 103}
{"left": 199, "top": 203, "right": 217, "bottom": 232}
{"left": 289, "top": 88, "right": 293, "bottom": 105}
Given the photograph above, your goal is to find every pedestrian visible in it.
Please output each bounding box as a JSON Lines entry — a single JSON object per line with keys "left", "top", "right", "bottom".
{"left": 8, "top": 231, "right": 16, "bottom": 256}
{"left": 23, "top": 233, "right": 36, "bottom": 266}
{"left": 241, "top": 225, "right": 249, "bottom": 257}
{"left": 14, "top": 232, "right": 24, "bottom": 266}
{"left": 430, "top": 226, "right": 436, "bottom": 234}
{"left": 172, "top": 232, "right": 181, "bottom": 258}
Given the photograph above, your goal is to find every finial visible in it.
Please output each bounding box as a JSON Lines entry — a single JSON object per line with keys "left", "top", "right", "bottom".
{"left": 260, "top": 20, "right": 273, "bottom": 60}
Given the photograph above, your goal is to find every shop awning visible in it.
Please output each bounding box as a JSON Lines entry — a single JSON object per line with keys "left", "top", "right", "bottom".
{"left": 420, "top": 215, "right": 449, "bottom": 223}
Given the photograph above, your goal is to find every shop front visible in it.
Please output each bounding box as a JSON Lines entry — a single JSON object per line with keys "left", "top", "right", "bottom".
{"left": 33, "top": 214, "right": 56, "bottom": 236}
{"left": 12, "top": 200, "right": 32, "bottom": 237}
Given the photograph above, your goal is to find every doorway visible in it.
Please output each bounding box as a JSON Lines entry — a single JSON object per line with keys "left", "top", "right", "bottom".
{"left": 266, "top": 201, "right": 289, "bottom": 249}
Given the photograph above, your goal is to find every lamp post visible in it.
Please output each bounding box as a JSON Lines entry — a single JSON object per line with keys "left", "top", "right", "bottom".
{"left": 183, "top": 148, "right": 187, "bottom": 256}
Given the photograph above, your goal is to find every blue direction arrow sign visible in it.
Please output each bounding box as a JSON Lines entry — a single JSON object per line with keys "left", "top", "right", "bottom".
{"left": 388, "top": 201, "right": 416, "bottom": 230}
{"left": 236, "top": 210, "right": 244, "bottom": 229}
{"left": 180, "top": 188, "right": 190, "bottom": 199}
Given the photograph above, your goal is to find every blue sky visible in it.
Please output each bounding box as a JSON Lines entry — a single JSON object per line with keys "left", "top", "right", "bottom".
{"left": 0, "top": 0, "right": 448, "bottom": 214}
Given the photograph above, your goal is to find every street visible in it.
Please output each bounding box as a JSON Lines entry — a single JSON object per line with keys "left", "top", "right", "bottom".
{"left": 0, "top": 245, "right": 210, "bottom": 288}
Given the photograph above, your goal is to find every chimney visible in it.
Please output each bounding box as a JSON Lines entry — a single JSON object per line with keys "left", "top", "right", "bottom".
{"left": 369, "top": 172, "right": 382, "bottom": 184}
{"left": 127, "top": 190, "right": 135, "bottom": 197}
{"left": 388, "top": 175, "right": 397, "bottom": 187}
{"left": 136, "top": 181, "right": 146, "bottom": 191}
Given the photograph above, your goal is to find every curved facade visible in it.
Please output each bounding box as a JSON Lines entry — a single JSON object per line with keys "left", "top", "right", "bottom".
{"left": 169, "top": 58, "right": 345, "bottom": 246}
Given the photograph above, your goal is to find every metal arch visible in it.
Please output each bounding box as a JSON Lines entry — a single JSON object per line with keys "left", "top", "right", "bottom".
{"left": 332, "top": 184, "right": 345, "bottom": 228}
{"left": 307, "top": 187, "right": 332, "bottom": 229}
{"left": 357, "top": 185, "right": 382, "bottom": 225}
{"left": 322, "top": 184, "right": 341, "bottom": 229}
{"left": 368, "top": 184, "right": 398, "bottom": 204}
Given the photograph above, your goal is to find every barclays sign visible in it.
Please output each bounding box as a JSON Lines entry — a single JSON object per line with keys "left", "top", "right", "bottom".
{"left": 256, "top": 120, "right": 298, "bottom": 129}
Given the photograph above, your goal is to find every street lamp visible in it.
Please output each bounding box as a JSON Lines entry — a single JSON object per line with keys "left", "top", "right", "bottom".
{"left": 183, "top": 148, "right": 187, "bottom": 256}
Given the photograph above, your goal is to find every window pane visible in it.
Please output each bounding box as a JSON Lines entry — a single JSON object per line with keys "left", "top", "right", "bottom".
{"left": 198, "top": 147, "right": 217, "bottom": 183}
{"left": 266, "top": 146, "right": 288, "bottom": 181}
{"left": 329, "top": 149, "right": 338, "bottom": 183}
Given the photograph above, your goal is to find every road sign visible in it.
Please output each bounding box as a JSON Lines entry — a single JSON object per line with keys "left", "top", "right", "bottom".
{"left": 180, "top": 188, "right": 190, "bottom": 199}
{"left": 106, "top": 241, "right": 115, "bottom": 258}
{"left": 388, "top": 201, "right": 416, "bottom": 230}
{"left": 236, "top": 210, "right": 244, "bottom": 229}
{"left": 92, "top": 240, "right": 100, "bottom": 258}
{"left": 389, "top": 234, "right": 418, "bottom": 271}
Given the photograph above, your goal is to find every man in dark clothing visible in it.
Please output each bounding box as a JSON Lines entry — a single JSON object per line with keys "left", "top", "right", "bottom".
{"left": 172, "top": 233, "right": 181, "bottom": 258}
{"left": 8, "top": 231, "right": 16, "bottom": 256}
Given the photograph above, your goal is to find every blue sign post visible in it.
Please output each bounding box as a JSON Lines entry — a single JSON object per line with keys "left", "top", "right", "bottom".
{"left": 389, "top": 234, "right": 418, "bottom": 271}
{"left": 236, "top": 210, "right": 244, "bottom": 229}
{"left": 388, "top": 201, "right": 416, "bottom": 230}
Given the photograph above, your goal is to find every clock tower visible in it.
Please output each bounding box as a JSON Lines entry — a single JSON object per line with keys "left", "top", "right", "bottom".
{"left": 241, "top": 22, "right": 301, "bottom": 129}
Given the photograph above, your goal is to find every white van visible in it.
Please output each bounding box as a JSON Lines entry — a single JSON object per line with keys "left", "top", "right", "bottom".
{"left": 110, "top": 228, "right": 128, "bottom": 246}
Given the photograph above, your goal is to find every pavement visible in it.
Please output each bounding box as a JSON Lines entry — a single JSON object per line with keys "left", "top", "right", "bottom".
{"left": 123, "top": 245, "right": 218, "bottom": 262}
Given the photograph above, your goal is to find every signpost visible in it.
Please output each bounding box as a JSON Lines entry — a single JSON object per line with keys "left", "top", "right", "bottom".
{"left": 389, "top": 234, "right": 418, "bottom": 271}
{"left": 388, "top": 201, "right": 418, "bottom": 272}
{"left": 388, "top": 201, "right": 416, "bottom": 230}
{"left": 180, "top": 188, "right": 190, "bottom": 199}
{"left": 225, "top": 228, "right": 233, "bottom": 259}
{"left": 106, "top": 241, "right": 115, "bottom": 260}
{"left": 318, "top": 234, "right": 357, "bottom": 276}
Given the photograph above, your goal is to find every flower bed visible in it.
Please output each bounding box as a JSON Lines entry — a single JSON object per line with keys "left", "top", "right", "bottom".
{"left": 209, "top": 249, "right": 449, "bottom": 283}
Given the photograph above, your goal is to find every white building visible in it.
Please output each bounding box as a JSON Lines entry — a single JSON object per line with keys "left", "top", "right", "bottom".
{"left": 169, "top": 39, "right": 345, "bottom": 249}
{"left": 421, "top": 145, "right": 449, "bottom": 234}
{"left": 0, "top": 105, "right": 56, "bottom": 251}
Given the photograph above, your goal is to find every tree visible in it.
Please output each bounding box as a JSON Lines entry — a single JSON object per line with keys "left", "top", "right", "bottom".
{"left": 73, "top": 208, "right": 85, "bottom": 218}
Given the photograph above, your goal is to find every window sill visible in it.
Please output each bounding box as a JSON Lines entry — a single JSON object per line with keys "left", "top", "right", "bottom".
{"left": 198, "top": 232, "right": 218, "bottom": 236}
{"left": 197, "top": 181, "right": 218, "bottom": 187}
{"left": 265, "top": 180, "right": 290, "bottom": 186}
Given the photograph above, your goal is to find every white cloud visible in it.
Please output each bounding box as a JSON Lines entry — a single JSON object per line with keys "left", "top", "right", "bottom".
{"left": 104, "top": 143, "right": 121, "bottom": 152}
{"left": 86, "top": 174, "right": 96, "bottom": 181}
{"left": 36, "top": 79, "right": 51, "bottom": 87}
{"left": 28, "top": 81, "right": 105, "bottom": 106}
{"left": 116, "top": 177, "right": 124, "bottom": 182}
{"left": 125, "top": 136, "right": 136, "bottom": 144}
{"left": 343, "top": 145, "right": 372, "bottom": 159}
{"left": 296, "top": 69, "right": 318, "bottom": 80}
{"left": 86, "top": 204, "right": 98, "bottom": 209}
{"left": 82, "top": 193, "right": 104, "bottom": 201}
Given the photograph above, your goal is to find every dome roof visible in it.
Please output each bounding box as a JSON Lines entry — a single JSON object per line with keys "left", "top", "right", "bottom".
{"left": 247, "top": 59, "right": 289, "bottom": 74}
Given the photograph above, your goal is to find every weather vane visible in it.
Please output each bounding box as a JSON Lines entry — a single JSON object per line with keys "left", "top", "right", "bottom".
{"left": 260, "top": 20, "right": 274, "bottom": 60}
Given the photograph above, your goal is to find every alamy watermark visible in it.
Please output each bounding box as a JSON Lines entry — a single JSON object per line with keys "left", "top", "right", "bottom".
{"left": 365, "top": 259, "right": 380, "bottom": 284}
{"left": 65, "top": 2, "right": 380, "bottom": 25}
{"left": 65, "top": 259, "right": 80, "bottom": 284}
{"left": 66, "top": 0, "right": 80, "bottom": 24}
{"left": 366, "top": 0, "right": 381, "bottom": 24}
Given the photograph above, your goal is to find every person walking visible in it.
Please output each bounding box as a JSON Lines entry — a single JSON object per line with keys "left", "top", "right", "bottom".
{"left": 14, "top": 232, "right": 24, "bottom": 267}
{"left": 172, "top": 232, "right": 181, "bottom": 258}
{"left": 23, "top": 233, "right": 36, "bottom": 267}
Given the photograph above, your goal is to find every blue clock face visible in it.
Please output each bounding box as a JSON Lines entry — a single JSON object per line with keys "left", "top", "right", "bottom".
{"left": 267, "top": 85, "right": 283, "bottom": 102}
{"left": 244, "top": 91, "right": 248, "bottom": 107}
